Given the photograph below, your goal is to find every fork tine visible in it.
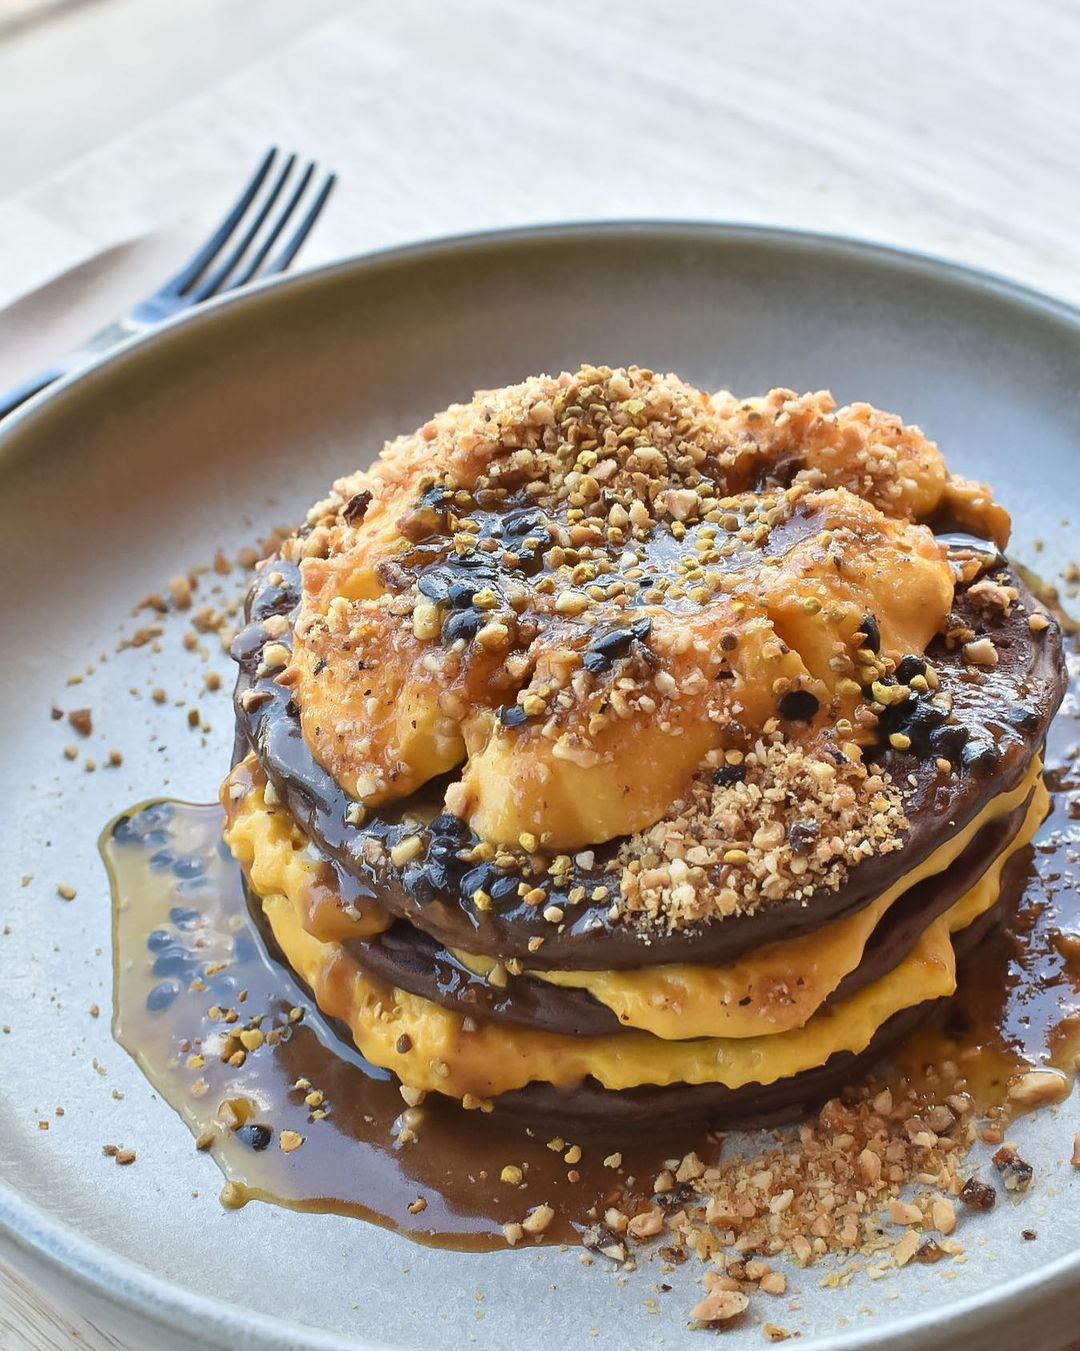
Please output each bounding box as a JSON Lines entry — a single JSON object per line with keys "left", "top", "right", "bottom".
{"left": 225, "top": 161, "right": 317, "bottom": 290}
{"left": 187, "top": 152, "right": 298, "bottom": 302}
{"left": 159, "top": 147, "right": 277, "bottom": 297}
{"left": 260, "top": 173, "right": 337, "bottom": 278}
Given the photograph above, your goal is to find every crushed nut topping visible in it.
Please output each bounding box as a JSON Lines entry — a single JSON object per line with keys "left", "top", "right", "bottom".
{"left": 616, "top": 729, "right": 906, "bottom": 930}
{"left": 269, "top": 365, "right": 985, "bottom": 929}
{"left": 618, "top": 1075, "right": 990, "bottom": 1285}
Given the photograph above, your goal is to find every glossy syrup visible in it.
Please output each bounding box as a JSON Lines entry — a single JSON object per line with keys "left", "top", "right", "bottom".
{"left": 104, "top": 648, "right": 1080, "bottom": 1247}
{"left": 899, "top": 643, "right": 1080, "bottom": 1104}
{"left": 104, "top": 801, "right": 682, "bottom": 1248}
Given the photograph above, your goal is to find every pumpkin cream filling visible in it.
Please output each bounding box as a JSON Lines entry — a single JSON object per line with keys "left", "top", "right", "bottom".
{"left": 287, "top": 486, "right": 951, "bottom": 852}
{"left": 278, "top": 374, "right": 971, "bottom": 853}
{"left": 223, "top": 762, "right": 1046, "bottom": 1096}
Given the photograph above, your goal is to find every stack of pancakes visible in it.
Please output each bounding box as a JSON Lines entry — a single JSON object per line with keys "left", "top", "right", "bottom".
{"left": 223, "top": 368, "right": 1064, "bottom": 1128}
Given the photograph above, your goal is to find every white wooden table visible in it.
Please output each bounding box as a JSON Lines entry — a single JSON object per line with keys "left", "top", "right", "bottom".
{"left": 1, "top": 0, "right": 1079, "bottom": 1345}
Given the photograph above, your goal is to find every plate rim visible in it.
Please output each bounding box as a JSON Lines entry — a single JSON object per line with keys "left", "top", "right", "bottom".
{"left": 2, "top": 215, "right": 1079, "bottom": 450}
{"left": 2, "top": 218, "right": 1079, "bottom": 1351}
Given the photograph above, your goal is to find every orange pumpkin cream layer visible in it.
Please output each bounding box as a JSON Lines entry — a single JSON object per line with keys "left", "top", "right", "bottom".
{"left": 225, "top": 366, "right": 1065, "bottom": 1127}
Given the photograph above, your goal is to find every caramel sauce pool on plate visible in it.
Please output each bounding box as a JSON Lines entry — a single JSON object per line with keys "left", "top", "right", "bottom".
{"left": 104, "top": 801, "right": 686, "bottom": 1248}
{"left": 102, "top": 651, "right": 1080, "bottom": 1249}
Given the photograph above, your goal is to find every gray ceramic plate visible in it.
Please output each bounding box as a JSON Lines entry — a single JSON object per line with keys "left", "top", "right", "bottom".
{"left": 1, "top": 224, "right": 1079, "bottom": 1351}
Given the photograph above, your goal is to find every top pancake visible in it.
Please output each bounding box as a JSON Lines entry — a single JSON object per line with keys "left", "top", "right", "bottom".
{"left": 233, "top": 551, "right": 1062, "bottom": 969}
{"left": 229, "top": 368, "right": 1065, "bottom": 969}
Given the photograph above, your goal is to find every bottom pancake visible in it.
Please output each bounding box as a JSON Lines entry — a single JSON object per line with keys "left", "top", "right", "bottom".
{"left": 497, "top": 882, "right": 1015, "bottom": 1132}
{"left": 240, "top": 871, "right": 1016, "bottom": 1132}
{"left": 231, "top": 779, "right": 1044, "bottom": 1125}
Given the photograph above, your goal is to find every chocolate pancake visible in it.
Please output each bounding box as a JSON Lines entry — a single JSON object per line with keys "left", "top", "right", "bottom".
{"left": 347, "top": 919, "right": 622, "bottom": 1038}
{"left": 827, "top": 788, "right": 1034, "bottom": 1003}
{"left": 496, "top": 881, "right": 1020, "bottom": 1132}
{"left": 240, "top": 867, "right": 1021, "bottom": 1134}
{"left": 234, "top": 783, "right": 1031, "bottom": 1040}
{"left": 231, "top": 547, "right": 1064, "bottom": 971}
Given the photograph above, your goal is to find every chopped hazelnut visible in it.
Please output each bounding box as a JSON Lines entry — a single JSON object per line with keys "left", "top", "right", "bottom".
{"left": 390, "top": 835, "right": 423, "bottom": 867}
{"left": 689, "top": 1288, "right": 748, "bottom": 1325}
{"left": 521, "top": 1203, "right": 554, "bottom": 1235}
{"left": 169, "top": 575, "right": 193, "bottom": 609}
{"left": 893, "top": 1230, "right": 920, "bottom": 1266}
{"left": 627, "top": 1207, "right": 665, "bottom": 1240}
{"left": 1007, "top": 1069, "right": 1069, "bottom": 1108}
{"left": 962, "top": 637, "right": 999, "bottom": 666}
{"left": 931, "top": 1197, "right": 956, "bottom": 1235}
{"left": 68, "top": 708, "right": 92, "bottom": 736}
{"left": 888, "top": 1199, "right": 923, "bottom": 1226}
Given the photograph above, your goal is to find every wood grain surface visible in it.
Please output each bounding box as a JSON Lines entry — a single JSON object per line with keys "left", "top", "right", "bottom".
{"left": 1, "top": 0, "right": 1079, "bottom": 1346}
{"left": 1, "top": 1266, "right": 125, "bottom": 1350}
{"left": 2, "top": 0, "right": 1080, "bottom": 322}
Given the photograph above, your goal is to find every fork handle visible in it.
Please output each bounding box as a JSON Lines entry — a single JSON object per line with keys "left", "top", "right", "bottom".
{"left": 0, "top": 318, "right": 138, "bottom": 421}
{"left": 0, "top": 363, "right": 70, "bottom": 421}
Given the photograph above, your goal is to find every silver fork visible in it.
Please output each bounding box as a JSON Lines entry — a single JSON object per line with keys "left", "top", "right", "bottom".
{"left": 0, "top": 147, "right": 336, "bottom": 420}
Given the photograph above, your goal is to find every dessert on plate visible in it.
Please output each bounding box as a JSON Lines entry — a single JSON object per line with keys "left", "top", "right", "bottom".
{"left": 221, "top": 365, "right": 1065, "bottom": 1128}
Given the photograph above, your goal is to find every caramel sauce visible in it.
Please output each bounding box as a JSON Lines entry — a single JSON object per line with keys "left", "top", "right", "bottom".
{"left": 900, "top": 644, "right": 1080, "bottom": 1106}
{"left": 104, "top": 801, "right": 680, "bottom": 1248}
{"left": 103, "top": 649, "right": 1079, "bottom": 1248}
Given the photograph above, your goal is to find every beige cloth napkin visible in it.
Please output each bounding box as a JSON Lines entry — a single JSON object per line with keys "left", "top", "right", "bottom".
{"left": 0, "top": 226, "right": 200, "bottom": 393}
